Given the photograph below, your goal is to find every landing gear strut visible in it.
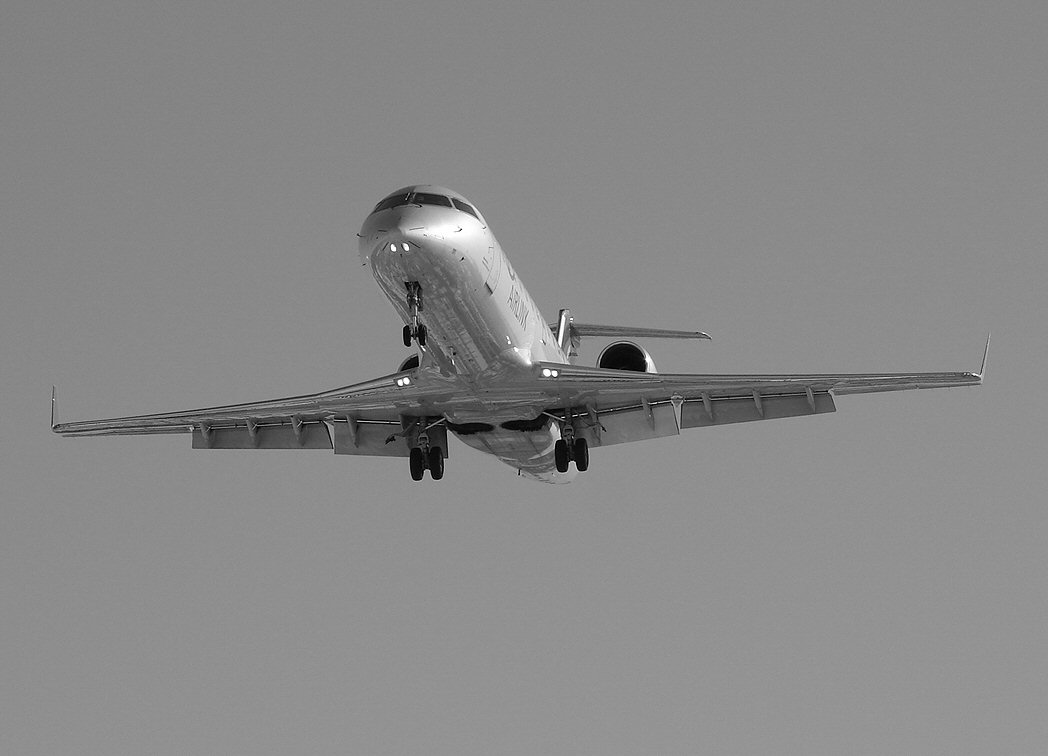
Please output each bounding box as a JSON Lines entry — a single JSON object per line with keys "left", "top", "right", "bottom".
{"left": 402, "top": 281, "right": 427, "bottom": 347}
{"left": 554, "top": 415, "right": 589, "bottom": 473}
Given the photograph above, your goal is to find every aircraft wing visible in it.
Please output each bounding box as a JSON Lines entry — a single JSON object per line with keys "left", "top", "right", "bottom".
{"left": 52, "top": 368, "right": 453, "bottom": 457}
{"left": 526, "top": 348, "right": 985, "bottom": 447}
{"left": 54, "top": 341, "right": 986, "bottom": 455}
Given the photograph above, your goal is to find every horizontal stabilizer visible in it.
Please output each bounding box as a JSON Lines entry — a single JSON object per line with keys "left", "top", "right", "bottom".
{"left": 561, "top": 323, "right": 711, "bottom": 340}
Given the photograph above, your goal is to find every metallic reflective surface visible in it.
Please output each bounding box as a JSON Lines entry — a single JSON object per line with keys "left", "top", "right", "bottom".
{"left": 54, "top": 186, "right": 984, "bottom": 483}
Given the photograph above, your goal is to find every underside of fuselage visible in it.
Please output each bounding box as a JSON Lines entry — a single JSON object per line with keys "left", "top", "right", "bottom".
{"left": 451, "top": 421, "right": 575, "bottom": 484}
{"left": 359, "top": 185, "right": 579, "bottom": 483}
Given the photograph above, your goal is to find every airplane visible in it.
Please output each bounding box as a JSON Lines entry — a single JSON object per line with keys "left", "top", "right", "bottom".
{"left": 52, "top": 185, "right": 987, "bottom": 483}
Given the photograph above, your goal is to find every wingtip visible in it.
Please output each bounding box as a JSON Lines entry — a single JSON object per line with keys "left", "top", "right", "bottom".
{"left": 978, "top": 332, "right": 990, "bottom": 381}
{"left": 51, "top": 386, "right": 57, "bottom": 430}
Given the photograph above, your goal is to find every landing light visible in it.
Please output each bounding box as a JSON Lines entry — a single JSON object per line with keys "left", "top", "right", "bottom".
{"left": 389, "top": 243, "right": 397, "bottom": 252}
{"left": 402, "top": 243, "right": 410, "bottom": 252}
{"left": 396, "top": 376, "right": 412, "bottom": 387}
{"left": 541, "top": 368, "right": 560, "bottom": 378}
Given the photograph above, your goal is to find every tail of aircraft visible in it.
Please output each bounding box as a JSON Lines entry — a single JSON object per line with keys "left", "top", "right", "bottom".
{"left": 552, "top": 308, "right": 710, "bottom": 361}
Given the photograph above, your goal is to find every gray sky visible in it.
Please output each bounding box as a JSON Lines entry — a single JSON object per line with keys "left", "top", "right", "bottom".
{"left": 3, "top": 2, "right": 1046, "bottom": 753}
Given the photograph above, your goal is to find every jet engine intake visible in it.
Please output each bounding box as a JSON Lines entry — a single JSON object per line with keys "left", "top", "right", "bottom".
{"left": 596, "top": 341, "right": 658, "bottom": 373}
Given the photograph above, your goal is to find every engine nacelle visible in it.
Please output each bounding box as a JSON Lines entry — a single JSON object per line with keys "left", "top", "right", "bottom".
{"left": 596, "top": 341, "right": 658, "bottom": 373}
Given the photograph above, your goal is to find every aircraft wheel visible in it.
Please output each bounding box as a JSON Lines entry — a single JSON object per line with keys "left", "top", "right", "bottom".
{"left": 573, "top": 437, "right": 589, "bottom": 472}
{"left": 409, "top": 447, "right": 425, "bottom": 481}
{"left": 403, "top": 325, "right": 413, "bottom": 348}
{"left": 417, "top": 323, "right": 428, "bottom": 347}
{"left": 554, "top": 439, "right": 570, "bottom": 473}
{"left": 428, "top": 447, "right": 444, "bottom": 480}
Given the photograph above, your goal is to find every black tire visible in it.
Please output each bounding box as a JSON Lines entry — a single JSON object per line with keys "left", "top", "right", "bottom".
{"left": 417, "top": 323, "right": 427, "bottom": 347}
{"left": 409, "top": 447, "right": 425, "bottom": 481}
{"left": 428, "top": 447, "right": 444, "bottom": 480}
{"left": 573, "top": 437, "right": 589, "bottom": 472}
{"left": 403, "top": 324, "right": 413, "bottom": 348}
{"left": 554, "top": 439, "right": 570, "bottom": 473}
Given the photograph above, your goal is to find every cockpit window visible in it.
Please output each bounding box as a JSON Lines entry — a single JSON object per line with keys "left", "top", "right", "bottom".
{"left": 452, "top": 198, "right": 479, "bottom": 220}
{"left": 370, "top": 191, "right": 480, "bottom": 220}
{"left": 412, "top": 192, "right": 453, "bottom": 208}
{"left": 372, "top": 193, "right": 412, "bottom": 213}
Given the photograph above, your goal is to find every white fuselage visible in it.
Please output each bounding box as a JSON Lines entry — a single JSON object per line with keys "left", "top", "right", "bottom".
{"left": 358, "top": 186, "right": 573, "bottom": 482}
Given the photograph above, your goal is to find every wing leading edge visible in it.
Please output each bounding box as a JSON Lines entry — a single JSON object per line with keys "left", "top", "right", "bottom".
{"left": 51, "top": 367, "right": 453, "bottom": 457}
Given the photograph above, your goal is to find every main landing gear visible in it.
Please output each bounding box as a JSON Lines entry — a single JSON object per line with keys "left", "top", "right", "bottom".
{"left": 408, "top": 419, "right": 444, "bottom": 481}
{"left": 554, "top": 419, "right": 589, "bottom": 474}
{"left": 409, "top": 446, "right": 444, "bottom": 481}
{"left": 402, "top": 281, "right": 427, "bottom": 347}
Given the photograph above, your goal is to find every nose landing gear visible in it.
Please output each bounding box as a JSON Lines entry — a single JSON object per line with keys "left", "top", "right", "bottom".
{"left": 403, "top": 282, "right": 427, "bottom": 347}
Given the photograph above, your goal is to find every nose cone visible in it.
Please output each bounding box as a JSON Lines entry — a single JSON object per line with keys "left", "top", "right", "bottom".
{"left": 359, "top": 202, "right": 462, "bottom": 269}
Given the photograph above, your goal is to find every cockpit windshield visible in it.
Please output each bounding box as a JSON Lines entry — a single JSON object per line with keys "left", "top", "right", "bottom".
{"left": 451, "top": 198, "right": 479, "bottom": 220}
{"left": 411, "top": 192, "right": 452, "bottom": 208}
{"left": 371, "top": 193, "right": 412, "bottom": 213}
{"left": 370, "top": 191, "right": 480, "bottom": 220}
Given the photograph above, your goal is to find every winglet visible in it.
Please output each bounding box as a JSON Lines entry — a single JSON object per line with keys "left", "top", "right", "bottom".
{"left": 977, "top": 332, "right": 990, "bottom": 381}
{"left": 51, "top": 386, "right": 57, "bottom": 430}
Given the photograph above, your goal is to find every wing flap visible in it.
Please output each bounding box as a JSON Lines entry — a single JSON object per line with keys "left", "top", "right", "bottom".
{"left": 187, "top": 415, "right": 444, "bottom": 457}
{"left": 330, "top": 418, "right": 447, "bottom": 458}
{"left": 579, "top": 390, "right": 836, "bottom": 447}
{"left": 681, "top": 390, "right": 837, "bottom": 427}
{"left": 191, "top": 419, "right": 334, "bottom": 450}
{"left": 587, "top": 402, "right": 680, "bottom": 446}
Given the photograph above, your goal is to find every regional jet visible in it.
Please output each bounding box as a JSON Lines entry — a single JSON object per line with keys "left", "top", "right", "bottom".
{"left": 52, "top": 185, "right": 987, "bottom": 483}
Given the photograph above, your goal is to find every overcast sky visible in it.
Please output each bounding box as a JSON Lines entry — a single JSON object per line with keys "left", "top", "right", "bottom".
{"left": 3, "top": 2, "right": 1047, "bottom": 754}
